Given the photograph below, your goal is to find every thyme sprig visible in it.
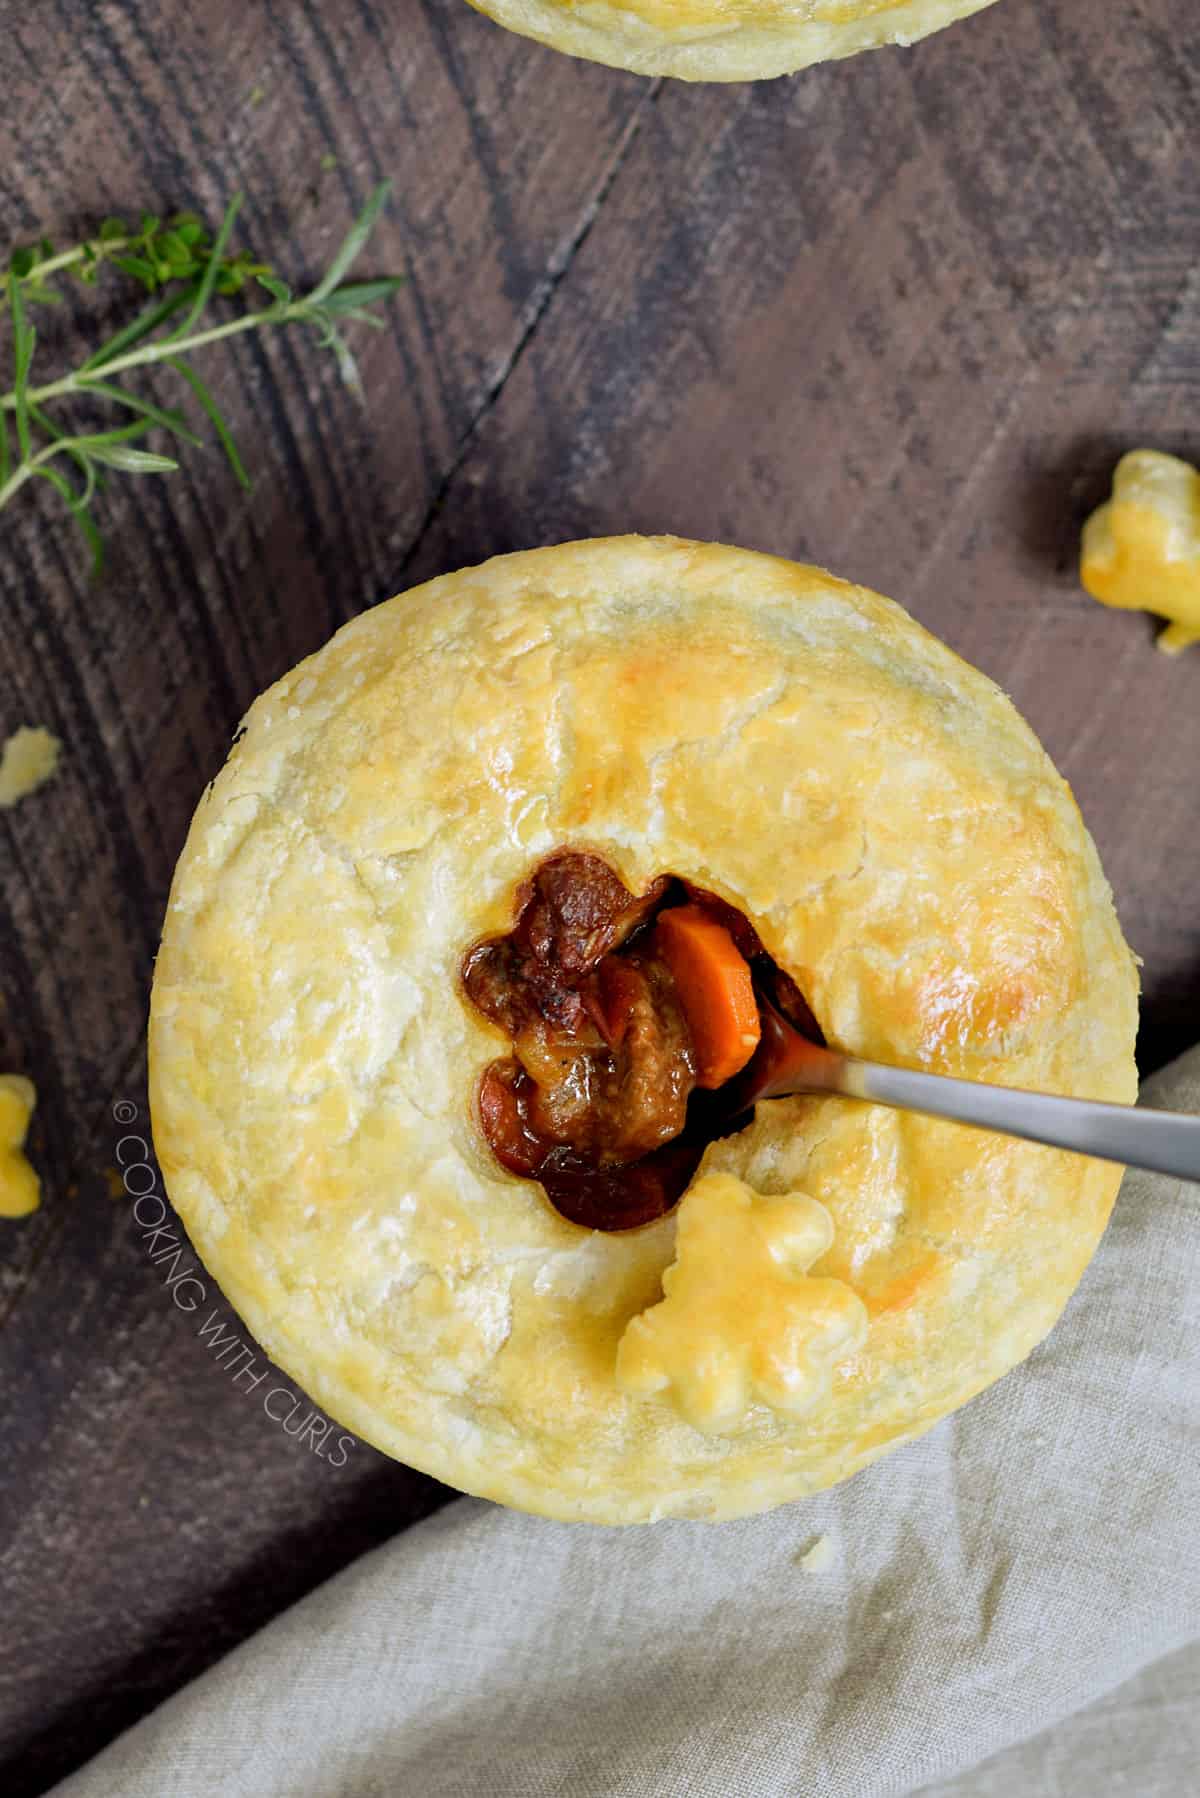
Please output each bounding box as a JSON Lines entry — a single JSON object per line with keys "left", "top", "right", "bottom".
{"left": 1, "top": 185, "right": 402, "bottom": 572}
{"left": 3, "top": 208, "right": 270, "bottom": 312}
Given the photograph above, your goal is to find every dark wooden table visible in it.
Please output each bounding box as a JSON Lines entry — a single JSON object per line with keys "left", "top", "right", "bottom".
{"left": 1, "top": 2, "right": 1197, "bottom": 1791}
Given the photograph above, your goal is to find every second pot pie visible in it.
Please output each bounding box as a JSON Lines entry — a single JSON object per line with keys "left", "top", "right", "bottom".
{"left": 150, "top": 537, "right": 1138, "bottom": 1524}
{"left": 467, "top": 0, "right": 1002, "bottom": 82}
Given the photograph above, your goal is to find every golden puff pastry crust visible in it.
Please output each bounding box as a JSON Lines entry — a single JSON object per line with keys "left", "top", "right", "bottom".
{"left": 149, "top": 537, "right": 1138, "bottom": 1524}
{"left": 466, "top": 0, "right": 1001, "bottom": 82}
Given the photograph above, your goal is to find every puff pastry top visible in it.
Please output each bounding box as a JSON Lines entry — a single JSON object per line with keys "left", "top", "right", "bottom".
{"left": 149, "top": 537, "right": 1138, "bottom": 1524}
{"left": 466, "top": 0, "right": 1001, "bottom": 82}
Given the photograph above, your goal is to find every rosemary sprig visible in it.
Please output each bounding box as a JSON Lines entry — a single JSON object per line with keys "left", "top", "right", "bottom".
{"left": 0, "top": 185, "right": 402, "bottom": 572}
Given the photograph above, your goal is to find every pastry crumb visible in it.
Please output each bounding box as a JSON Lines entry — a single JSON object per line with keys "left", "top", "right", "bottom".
{"left": 1081, "top": 450, "right": 1200, "bottom": 654}
{"left": 0, "top": 1075, "right": 40, "bottom": 1218}
{"left": 0, "top": 727, "right": 62, "bottom": 808}
{"left": 796, "top": 1534, "right": 834, "bottom": 1572}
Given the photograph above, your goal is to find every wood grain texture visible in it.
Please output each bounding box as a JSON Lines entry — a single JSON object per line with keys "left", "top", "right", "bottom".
{"left": 1, "top": 0, "right": 1198, "bottom": 1791}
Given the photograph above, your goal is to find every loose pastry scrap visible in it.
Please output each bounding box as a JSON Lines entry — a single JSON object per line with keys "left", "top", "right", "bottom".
{"left": 1081, "top": 450, "right": 1200, "bottom": 655}
{"left": 466, "top": 0, "right": 1002, "bottom": 83}
{"left": 0, "top": 726, "right": 61, "bottom": 809}
{"left": 150, "top": 536, "right": 1138, "bottom": 1523}
{"left": 0, "top": 1076, "right": 40, "bottom": 1218}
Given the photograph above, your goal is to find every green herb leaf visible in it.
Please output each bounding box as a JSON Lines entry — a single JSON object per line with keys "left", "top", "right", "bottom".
{"left": 169, "top": 357, "right": 251, "bottom": 490}
{"left": 310, "top": 319, "right": 361, "bottom": 393}
{"left": 82, "top": 286, "right": 195, "bottom": 372}
{"left": 9, "top": 274, "right": 37, "bottom": 462}
{"left": 74, "top": 419, "right": 157, "bottom": 450}
{"left": 78, "top": 377, "right": 204, "bottom": 448}
{"left": 86, "top": 443, "right": 179, "bottom": 474}
{"left": 160, "top": 231, "right": 193, "bottom": 268}
{"left": 33, "top": 464, "right": 104, "bottom": 576}
{"left": 28, "top": 406, "right": 99, "bottom": 505}
{"left": 27, "top": 402, "right": 66, "bottom": 440}
{"left": 312, "top": 276, "right": 404, "bottom": 316}
{"left": 168, "top": 192, "right": 243, "bottom": 343}
{"left": 255, "top": 273, "right": 292, "bottom": 306}
{"left": 74, "top": 501, "right": 105, "bottom": 576}
{"left": 304, "top": 181, "right": 391, "bottom": 306}
{"left": 113, "top": 254, "right": 159, "bottom": 287}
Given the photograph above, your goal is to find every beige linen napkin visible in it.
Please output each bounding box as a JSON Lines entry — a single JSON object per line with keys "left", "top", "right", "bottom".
{"left": 54, "top": 1050, "right": 1200, "bottom": 1798}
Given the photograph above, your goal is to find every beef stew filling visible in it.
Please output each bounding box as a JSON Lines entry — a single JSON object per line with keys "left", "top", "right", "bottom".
{"left": 463, "top": 852, "right": 821, "bottom": 1232}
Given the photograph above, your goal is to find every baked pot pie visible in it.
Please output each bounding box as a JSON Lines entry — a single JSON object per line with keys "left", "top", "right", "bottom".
{"left": 149, "top": 537, "right": 1138, "bottom": 1524}
{"left": 466, "top": 0, "right": 1001, "bottom": 82}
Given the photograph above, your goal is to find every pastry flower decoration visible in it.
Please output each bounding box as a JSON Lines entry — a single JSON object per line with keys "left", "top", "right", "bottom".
{"left": 615, "top": 1171, "right": 868, "bottom": 1434}
{"left": 1081, "top": 449, "right": 1200, "bottom": 655}
{"left": 0, "top": 1075, "right": 40, "bottom": 1218}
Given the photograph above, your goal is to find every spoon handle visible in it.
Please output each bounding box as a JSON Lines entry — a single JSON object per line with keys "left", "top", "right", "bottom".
{"left": 824, "top": 1053, "right": 1200, "bottom": 1184}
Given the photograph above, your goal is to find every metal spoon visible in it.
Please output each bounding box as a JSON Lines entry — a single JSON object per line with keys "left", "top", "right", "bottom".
{"left": 726, "top": 998, "right": 1200, "bottom": 1185}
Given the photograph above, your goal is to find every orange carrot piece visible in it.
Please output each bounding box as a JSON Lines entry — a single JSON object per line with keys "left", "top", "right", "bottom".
{"left": 655, "top": 905, "right": 761, "bottom": 1089}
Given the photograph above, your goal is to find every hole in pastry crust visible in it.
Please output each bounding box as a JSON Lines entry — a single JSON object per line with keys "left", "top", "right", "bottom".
{"left": 461, "top": 851, "right": 821, "bottom": 1233}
